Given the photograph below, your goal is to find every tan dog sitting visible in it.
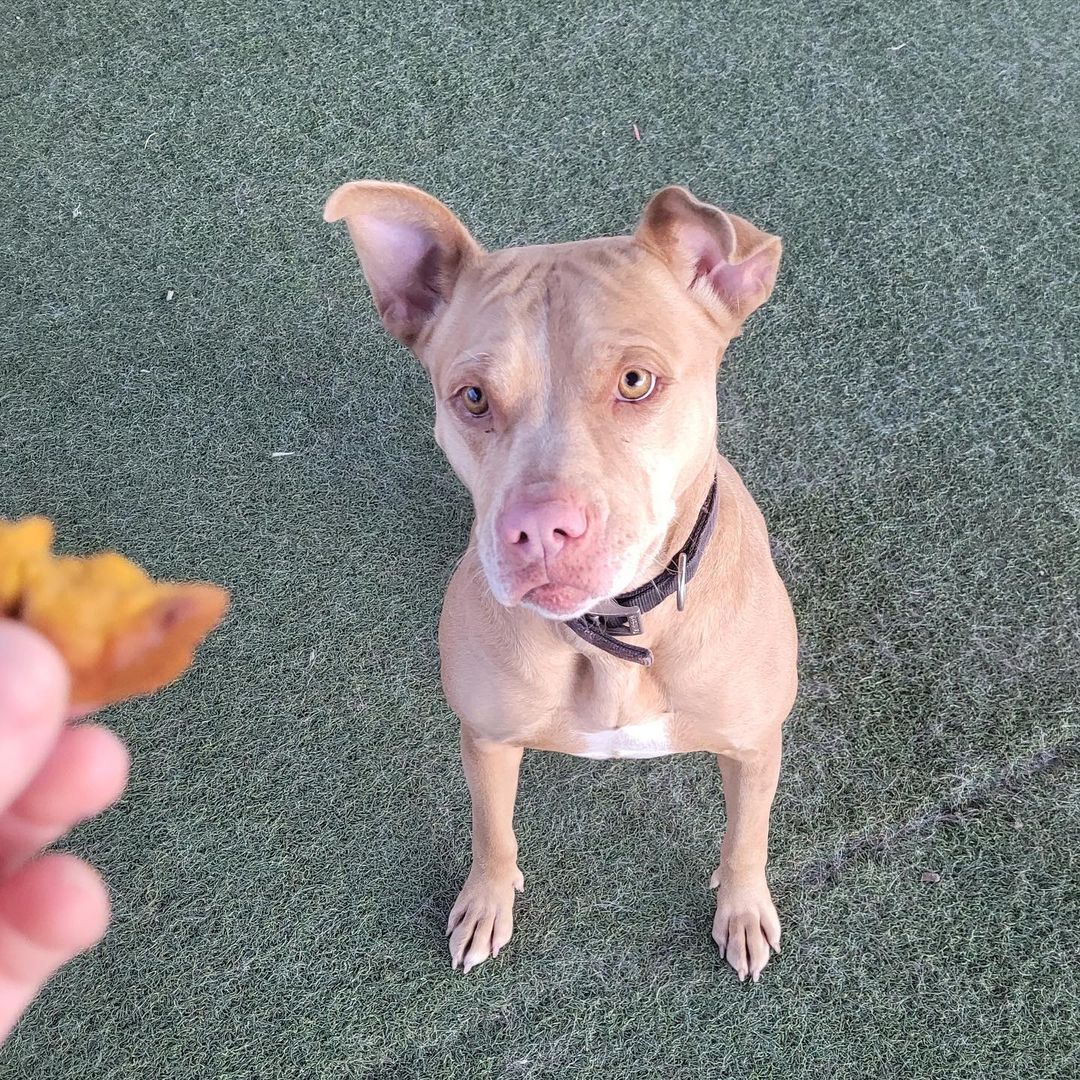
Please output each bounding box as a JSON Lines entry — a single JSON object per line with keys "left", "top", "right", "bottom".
{"left": 324, "top": 182, "right": 798, "bottom": 982}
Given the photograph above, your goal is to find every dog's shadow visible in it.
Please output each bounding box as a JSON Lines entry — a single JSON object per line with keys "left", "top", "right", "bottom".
{"left": 392, "top": 749, "right": 730, "bottom": 971}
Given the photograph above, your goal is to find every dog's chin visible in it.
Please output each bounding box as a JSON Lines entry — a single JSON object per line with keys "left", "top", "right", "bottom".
{"left": 482, "top": 543, "right": 659, "bottom": 621}
{"left": 519, "top": 583, "right": 603, "bottom": 621}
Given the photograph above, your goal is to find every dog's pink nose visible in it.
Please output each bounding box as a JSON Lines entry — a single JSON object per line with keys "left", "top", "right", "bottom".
{"left": 498, "top": 499, "right": 588, "bottom": 562}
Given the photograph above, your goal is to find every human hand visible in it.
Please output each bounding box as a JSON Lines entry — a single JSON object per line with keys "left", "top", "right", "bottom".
{"left": 0, "top": 620, "right": 129, "bottom": 1043}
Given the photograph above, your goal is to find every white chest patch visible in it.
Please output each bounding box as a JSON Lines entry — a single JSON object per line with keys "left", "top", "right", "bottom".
{"left": 571, "top": 715, "right": 677, "bottom": 760}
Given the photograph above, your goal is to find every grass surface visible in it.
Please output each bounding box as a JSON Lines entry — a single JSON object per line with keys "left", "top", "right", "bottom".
{"left": 1, "top": 1, "right": 1078, "bottom": 1076}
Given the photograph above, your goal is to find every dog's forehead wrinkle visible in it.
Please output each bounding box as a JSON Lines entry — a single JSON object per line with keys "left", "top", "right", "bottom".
{"left": 474, "top": 259, "right": 546, "bottom": 310}
{"left": 462, "top": 243, "right": 661, "bottom": 370}
{"left": 481, "top": 239, "right": 642, "bottom": 303}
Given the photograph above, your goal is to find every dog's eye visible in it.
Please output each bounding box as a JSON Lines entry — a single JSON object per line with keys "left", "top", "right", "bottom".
{"left": 616, "top": 368, "right": 656, "bottom": 402}
{"left": 461, "top": 386, "right": 489, "bottom": 416}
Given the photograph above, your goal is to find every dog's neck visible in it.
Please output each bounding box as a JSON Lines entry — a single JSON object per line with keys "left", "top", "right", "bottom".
{"left": 652, "top": 448, "right": 721, "bottom": 587}
{"left": 561, "top": 447, "right": 723, "bottom": 666}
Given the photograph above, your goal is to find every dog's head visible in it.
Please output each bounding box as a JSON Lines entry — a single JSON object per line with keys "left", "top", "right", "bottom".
{"left": 325, "top": 182, "right": 780, "bottom": 620}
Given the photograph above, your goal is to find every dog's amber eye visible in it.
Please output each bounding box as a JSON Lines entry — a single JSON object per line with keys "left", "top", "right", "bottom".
{"left": 462, "top": 386, "right": 489, "bottom": 416}
{"left": 617, "top": 368, "right": 656, "bottom": 402}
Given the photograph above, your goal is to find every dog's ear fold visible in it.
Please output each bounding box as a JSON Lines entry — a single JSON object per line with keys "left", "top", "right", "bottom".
{"left": 635, "top": 186, "right": 781, "bottom": 329}
{"left": 324, "top": 181, "right": 483, "bottom": 349}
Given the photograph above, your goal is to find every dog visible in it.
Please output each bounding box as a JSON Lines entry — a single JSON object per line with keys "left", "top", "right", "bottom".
{"left": 324, "top": 182, "right": 797, "bottom": 982}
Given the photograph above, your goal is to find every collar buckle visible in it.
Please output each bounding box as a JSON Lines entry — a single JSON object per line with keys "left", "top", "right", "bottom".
{"left": 565, "top": 475, "right": 719, "bottom": 664}
{"left": 583, "top": 598, "right": 644, "bottom": 637}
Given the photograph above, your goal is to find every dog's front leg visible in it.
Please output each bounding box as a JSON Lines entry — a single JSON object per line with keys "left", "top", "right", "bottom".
{"left": 446, "top": 728, "right": 524, "bottom": 973}
{"left": 711, "top": 730, "right": 782, "bottom": 982}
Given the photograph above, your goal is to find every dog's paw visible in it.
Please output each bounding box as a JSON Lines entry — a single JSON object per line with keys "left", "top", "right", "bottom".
{"left": 446, "top": 864, "right": 524, "bottom": 973}
{"left": 709, "top": 868, "right": 781, "bottom": 983}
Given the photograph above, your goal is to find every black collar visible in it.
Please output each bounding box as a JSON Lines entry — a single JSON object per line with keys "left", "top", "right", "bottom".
{"left": 565, "top": 477, "right": 720, "bottom": 667}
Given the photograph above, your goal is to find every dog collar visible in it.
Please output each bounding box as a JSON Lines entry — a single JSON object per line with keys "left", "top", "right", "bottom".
{"left": 565, "top": 477, "right": 720, "bottom": 667}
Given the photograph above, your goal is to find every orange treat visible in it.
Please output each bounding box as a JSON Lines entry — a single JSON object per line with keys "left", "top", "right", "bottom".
{"left": 0, "top": 517, "right": 229, "bottom": 710}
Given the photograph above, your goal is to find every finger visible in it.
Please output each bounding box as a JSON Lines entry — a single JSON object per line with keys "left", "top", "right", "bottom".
{"left": 67, "top": 705, "right": 102, "bottom": 723}
{"left": 0, "top": 853, "right": 110, "bottom": 1042}
{"left": 0, "top": 623, "right": 69, "bottom": 809}
{"left": 0, "top": 725, "right": 130, "bottom": 874}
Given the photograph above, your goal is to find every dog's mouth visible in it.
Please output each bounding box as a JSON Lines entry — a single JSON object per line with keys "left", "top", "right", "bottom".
{"left": 480, "top": 513, "right": 667, "bottom": 621}
{"left": 520, "top": 583, "right": 601, "bottom": 619}
{"left": 497, "top": 544, "right": 660, "bottom": 620}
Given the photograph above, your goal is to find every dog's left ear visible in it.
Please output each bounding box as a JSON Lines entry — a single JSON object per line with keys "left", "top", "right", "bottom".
{"left": 324, "top": 180, "right": 484, "bottom": 349}
{"left": 635, "top": 186, "right": 781, "bottom": 329}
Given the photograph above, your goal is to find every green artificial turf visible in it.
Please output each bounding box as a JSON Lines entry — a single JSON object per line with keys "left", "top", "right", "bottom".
{"left": 1, "top": 1, "right": 1078, "bottom": 1076}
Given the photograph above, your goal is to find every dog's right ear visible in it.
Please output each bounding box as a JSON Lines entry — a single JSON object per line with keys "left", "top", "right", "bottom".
{"left": 635, "top": 186, "right": 781, "bottom": 331}
{"left": 324, "top": 181, "right": 483, "bottom": 349}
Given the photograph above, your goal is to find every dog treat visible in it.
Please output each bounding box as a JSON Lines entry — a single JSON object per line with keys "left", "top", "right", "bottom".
{"left": 0, "top": 516, "right": 229, "bottom": 710}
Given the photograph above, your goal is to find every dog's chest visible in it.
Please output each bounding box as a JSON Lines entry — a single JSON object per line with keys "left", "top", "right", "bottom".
{"left": 569, "top": 713, "right": 679, "bottom": 759}
{"left": 555, "top": 656, "right": 685, "bottom": 759}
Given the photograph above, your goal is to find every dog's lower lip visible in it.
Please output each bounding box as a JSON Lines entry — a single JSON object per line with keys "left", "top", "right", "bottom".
{"left": 523, "top": 583, "right": 596, "bottom": 617}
